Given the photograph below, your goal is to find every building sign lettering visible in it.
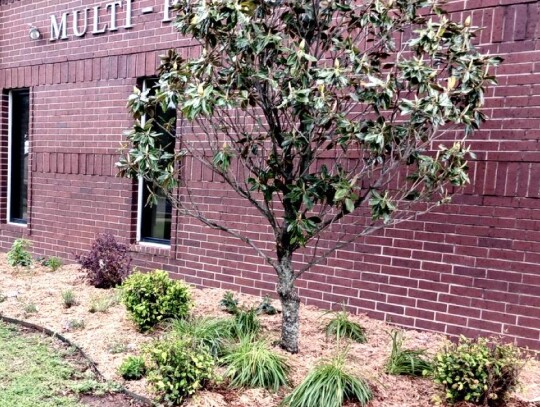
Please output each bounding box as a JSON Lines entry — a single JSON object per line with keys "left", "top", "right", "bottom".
{"left": 49, "top": 0, "right": 179, "bottom": 41}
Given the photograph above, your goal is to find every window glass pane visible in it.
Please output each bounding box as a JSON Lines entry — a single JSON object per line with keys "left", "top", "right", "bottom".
{"left": 10, "top": 89, "right": 29, "bottom": 224}
{"left": 139, "top": 79, "right": 176, "bottom": 244}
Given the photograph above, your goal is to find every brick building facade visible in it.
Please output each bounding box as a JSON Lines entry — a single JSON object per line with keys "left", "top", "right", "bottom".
{"left": 0, "top": 0, "right": 539, "bottom": 349}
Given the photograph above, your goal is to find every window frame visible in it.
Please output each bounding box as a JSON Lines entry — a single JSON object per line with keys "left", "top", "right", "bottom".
{"left": 7, "top": 89, "right": 30, "bottom": 227}
{"left": 135, "top": 78, "right": 174, "bottom": 247}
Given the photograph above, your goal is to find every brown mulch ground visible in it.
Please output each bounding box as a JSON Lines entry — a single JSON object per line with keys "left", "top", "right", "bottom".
{"left": 0, "top": 254, "right": 538, "bottom": 407}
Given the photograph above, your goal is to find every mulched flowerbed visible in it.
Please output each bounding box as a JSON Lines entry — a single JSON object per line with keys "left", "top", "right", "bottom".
{"left": 0, "top": 254, "right": 538, "bottom": 407}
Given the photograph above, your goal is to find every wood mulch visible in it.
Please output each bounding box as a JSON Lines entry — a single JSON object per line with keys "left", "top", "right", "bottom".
{"left": 0, "top": 254, "right": 538, "bottom": 407}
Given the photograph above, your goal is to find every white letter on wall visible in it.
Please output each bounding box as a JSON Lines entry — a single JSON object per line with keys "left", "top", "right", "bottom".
{"left": 72, "top": 8, "right": 89, "bottom": 37}
{"left": 106, "top": 1, "right": 122, "bottom": 31}
{"left": 163, "top": 0, "right": 179, "bottom": 22}
{"left": 50, "top": 12, "right": 68, "bottom": 41}
{"left": 124, "top": 0, "right": 134, "bottom": 29}
{"left": 92, "top": 6, "right": 108, "bottom": 34}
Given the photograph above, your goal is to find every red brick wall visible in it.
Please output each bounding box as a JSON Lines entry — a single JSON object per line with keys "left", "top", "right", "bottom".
{"left": 1, "top": 0, "right": 539, "bottom": 349}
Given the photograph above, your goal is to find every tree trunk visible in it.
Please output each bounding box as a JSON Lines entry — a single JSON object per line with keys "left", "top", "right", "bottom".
{"left": 277, "top": 255, "right": 300, "bottom": 353}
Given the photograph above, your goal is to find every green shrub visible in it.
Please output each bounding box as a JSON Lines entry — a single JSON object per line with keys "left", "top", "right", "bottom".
{"left": 222, "top": 336, "right": 289, "bottom": 392}
{"left": 121, "top": 270, "right": 192, "bottom": 332}
{"left": 324, "top": 310, "right": 366, "bottom": 344}
{"left": 42, "top": 256, "right": 63, "bottom": 272}
{"left": 61, "top": 289, "right": 77, "bottom": 308}
{"left": 118, "top": 356, "right": 146, "bottom": 380}
{"left": 7, "top": 239, "right": 32, "bottom": 268}
{"left": 219, "top": 291, "right": 239, "bottom": 314}
{"left": 385, "top": 330, "right": 431, "bottom": 376}
{"left": 432, "top": 336, "right": 524, "bottom": 406}
{"left": 283, "top": 353, "right": 372, "bottom": 407}
{"left": 145, "top": 338, "right": 215, "bottom": 404}
{"left": 172, "top": 317, "right": 234, "bottom": 358}
{"left": 232, "top": 308, "right": 261, "bottom": 339}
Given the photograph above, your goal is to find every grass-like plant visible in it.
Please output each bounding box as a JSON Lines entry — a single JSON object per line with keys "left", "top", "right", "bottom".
{"left": 385, "top": 330, "right": 431, "bottom": 376}
{"left": 88, "top": 294, "right": 117, "bottom": 313}
{"left": 43, "top": 256, "right": 63, "bottom": 272}
{"left": 172, "top": 317, "right": 234, "bottom": 358}
{"left": 61, "top": 289, "right": 77, "bottom": 308}
{"left": 232, "top": 308, "right": 261, "bottom": 339}
{"left": 324, "top": 309, "right": 366, "bottom": 344}
{"left": 23, "top": 302, "right": 38, "bottom": 314}
{"left": 222, "top": 336, "right": 289, "bottom": 392}
{"left": 282, "top": 353, "right": 372, "bottom": 407}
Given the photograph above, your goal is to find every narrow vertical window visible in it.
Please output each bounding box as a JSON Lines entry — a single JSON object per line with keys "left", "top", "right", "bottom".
{"left": 137, "top": 79, "right": 176, "bottom": 245}
{"left": 8, "top": 89, "right": 30, "bottom": 225}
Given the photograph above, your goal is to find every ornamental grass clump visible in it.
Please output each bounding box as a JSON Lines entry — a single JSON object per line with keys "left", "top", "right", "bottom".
{"left": 324, "top": 309, "right": 367, "bottom": 344}
{"left": 121, "top": 270, "right": 192, "bottom": 332}
{"left": 222, "top": 336, "right": 290, "bottom": 392}
{"left": 77, "top": 233, "right": 132, "bottom": 288}
{"left": 232, "top": 307, "right": 261, "bottom": 339}
{"left": 385, "top": 330, "right": 431, "bottom": 376}
{"left": 172, "top": 317, "right": 234, "bottom": 358}
{"left": 283, "top": 352, "right": 372, "bottom": 407}
{"left": 432, "top": 336, "right": 524, "bottom": 406}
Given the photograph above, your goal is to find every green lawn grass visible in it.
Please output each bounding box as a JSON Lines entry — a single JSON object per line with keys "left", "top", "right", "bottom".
{"left": 0, "top": 321, "right": 87, "bottom": 407}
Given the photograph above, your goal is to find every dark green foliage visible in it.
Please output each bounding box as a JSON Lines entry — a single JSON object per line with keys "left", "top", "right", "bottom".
{"left": 256, "top": 296, "right": 278, "bottom": 315}
{"left": 283, "top": 353, "right": 372, "bottom": 407}
{"left": 145, "top": 338, "right": 214, "bottom": 405}
{"left": 172, "top": 317, "right": 234, "bottom": 358}
{"left": 432, "top": 337, "right": 524, "bottom": 406}
{"left": 77, "top": 233, "right": 132, "bottom": 288}
{"left": 121, "top": 270, "right": 192, "bottom": 332}
{"left": 324, "top": 310, "right": 366, "bottom": 344}
{"left": 118, "top": 356, "right": 146, "bottom": 380}
{"left": 7, "top": 239, "right": 32, "bottom": 268}
{"left": 232, "top": 308, "right": 261, "bottom": 339}
{"left": 385, "top": 330, "right": 431, "bottom": 376}
{"left": 222, "top": 337, "right": 289, "bottom": 392}
{"left": 219, "top": 291, "right": 239, "bottom": 314}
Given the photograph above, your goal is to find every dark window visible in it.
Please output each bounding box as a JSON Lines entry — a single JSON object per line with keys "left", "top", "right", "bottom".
{"left": 139, "top": 79, "right": 176, "bottom": 244}
{"left": 9, "top": 89, "right": 30, "bottom": 224}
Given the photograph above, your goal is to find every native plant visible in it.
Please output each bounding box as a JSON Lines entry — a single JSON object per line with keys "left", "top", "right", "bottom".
{"left": 324, "top": 309, "right": 367, "bottom": 344}
{"left": 432, "top": 337, "right": 524, "bottom": 406}
{"left": 42, "top": 256, "right": 63, "bottom": 272}
{"left": 283, "top": 352, "right": 372, "bottom": 407}
{"left": 232, "top": 308, "right": 261, "bottom": 339}
{"left": 118, "top": 356, "right": 147, "bottom": 380}
{"left": 172, "top": 317, "right": 234, "bottom": 358}
{"left": 61, "top": 289, "right": 77, "bottom": 308}
{"left": 257, "top": 296, "right": 278, "bottom": 315}
{"left": 118, "top": 0, "right": 501, "bottom": 352}
{"left": 222, "top": 336, "right": 290, "bottom": 392}
{"left": 219, "top": 291, "right": 240, "bottom": 314}
{"left": 77, "top": 233, "right": 132, "bottom": 288}
{"left": 7, "top": 239, "right": 32, "bottom": 268}
{"left": 121, "top": 270, "right": 192, "bottom": 331}
{"left": 385, "top": 330, "right": 431, "bottom": 376}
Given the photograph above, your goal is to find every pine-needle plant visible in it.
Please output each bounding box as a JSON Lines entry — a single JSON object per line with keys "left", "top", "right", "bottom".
{"left": 283, "top": 352, "right": 372, "bottom": 407}
{"left": 257, "top": 296, "right": 278, "bottom": 315}
{"left": 219, "top": 291, "right": 239, "bottom": 314}
{"left": 385, "top": 330, "right": 432, "bottom": 376}
{"left": 61, "top": 289, "right": 77, "bottom": 308}
{"left": 7, "top": 239, "right": 33, "bottom": 268}
{"left": 172, "top": 317, "right": 234, "bottom": 358}
{"left": 324, "top": 309, "right": 367, "bottom": 344}
{"left": 222, "top": 336, "right": 290, "bottom": 392}
{"left": 232, "top": 308, "right": 261, "bottom": 339}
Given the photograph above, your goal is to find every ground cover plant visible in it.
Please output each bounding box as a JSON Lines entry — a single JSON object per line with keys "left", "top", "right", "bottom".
{"left": 385, "top": 330, "right": 431, "bottom": 377}
{"left": 77, "top": 233, "right": 132, "bottom": 288}
{"left": 121, "top": 269, "right": 192, "bottom": 331}
{"left": 118, "top": 0, "right": 501, "bottom": 353}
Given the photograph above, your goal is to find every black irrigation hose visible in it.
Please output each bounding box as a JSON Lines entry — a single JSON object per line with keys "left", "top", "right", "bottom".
{"left": 0, "top": 314, "right": 155, "bottom": 407}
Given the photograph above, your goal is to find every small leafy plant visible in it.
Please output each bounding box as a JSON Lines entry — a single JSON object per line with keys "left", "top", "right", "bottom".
{"left": 121, "top": 270, "right": 192, "bottom": 332}
{"left": 324, "top": 309, "right": 366, "bottom": 344}
{"left": 77, "top": 233, "right": 132, "bottom": 288}
{"left": 118, "top": 355, "right": 146, "bottom": 380}
{"left": 61, "top": 289, "right": 77, "bottom": 308}
{"left": 42, "top": 256, "right": 63, "bottom": 272}
{"left": 232, "top": 308, "right": 261, "bottom": 339}
{"left": 432, "top": 336, "right": 524, "bottom": 406}
{"left": 283, "top": 352, "right": 372, "bottom": 407}
{"left": 222, "top": 336, "right": 289, "bottom": 391}
{"left": 145, "top": 338, "right": 215, "bottom": 404}
{"left": 7, "top": 239, "right": 32, "bottom": 268}
{"left": 385, "top": 330, "right": 431, "bottom": 376}
{"left": 219, "top": 291, "right": 239, "bottom": 314}
{"left": 256, "top": 295, "right": 278, "bottom": 315}
{"left": 172, "top": 317, "right": 234, "bottom": 358}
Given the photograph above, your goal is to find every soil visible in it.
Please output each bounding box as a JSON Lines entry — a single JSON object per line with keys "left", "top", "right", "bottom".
{"left": 0, "top": 255, "right": 538, "bottom": 407}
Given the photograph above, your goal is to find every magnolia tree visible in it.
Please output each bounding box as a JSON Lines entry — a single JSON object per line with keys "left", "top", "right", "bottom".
{"left": 118, "top": 0, "right": 500, "bottom": 353}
